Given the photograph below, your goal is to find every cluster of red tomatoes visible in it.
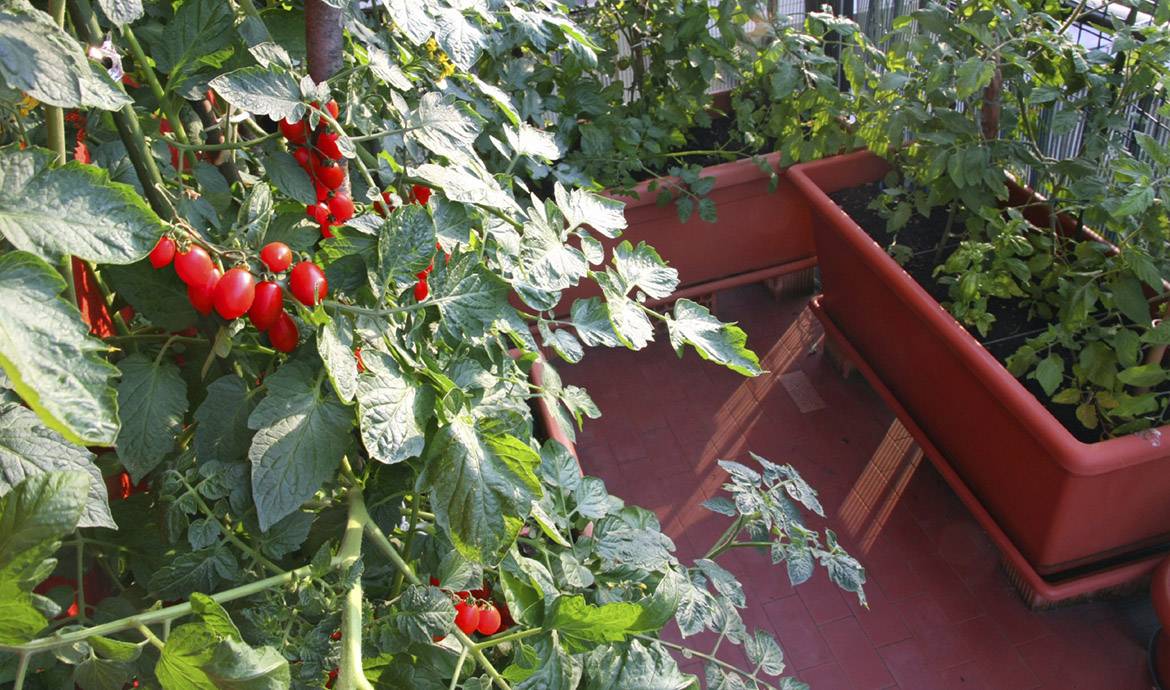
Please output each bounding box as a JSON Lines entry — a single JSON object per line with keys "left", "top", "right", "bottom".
{"left": 276, "top": 100, "right": 354, "bottom": 239}
{"left": 430, "top": 578, "right": 511, "bottom": 638}
{"left": 148, "top": 238, "right": 327, "bottom": 353}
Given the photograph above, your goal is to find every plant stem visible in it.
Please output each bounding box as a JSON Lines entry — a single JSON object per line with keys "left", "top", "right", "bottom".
{"left": 448, "top": 647, "right": 469, "bottom": 690}
{"left": 359, "top": 512, "right": 514, "bottom": 690}
{"left": 390, "top": 493, "right": 421, "bottom": 599}
{"left": 12, "top": 653, "right": 29, "bottom": 690}
{"left": 178, "top": 475, "right": 283, "bottom": 575}
{"left": 134, "top": 623, "right": 165, "bottom": 650}
{"left": 0, "top": 558, "right": 340, "bottom": 655}
{"left": 160, "top": 132, "right": 280, "bottom": 151}
{"left": 121, "top": 25, "right": 192, "bottom": 152}
{"left": 703, "top": 515, "right": 744, "bottom": 560}
{"left": 473, "top": 626, "right": 543, "bottom": 650}
{"left": 75, "top": 540, "right": 86, "bottom": 624}
{"left": 44, "top": 0, "right": 68, "bottom": 165}
{"left": 336, "top": 487, "right": 375, "bottom": 690}
{"left": 69, "top": 0, "right": 173, "bottom": 219}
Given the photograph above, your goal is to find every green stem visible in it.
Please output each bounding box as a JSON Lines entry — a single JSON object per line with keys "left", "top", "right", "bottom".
{"left": 336, "top": 487, "right": 375, "bottom": 690}
{"left": 160, "top": 131, "right": 279, "bottom": 151}
{"left": 121, "top": 25, "right": 191, "bottom": 150}
{"left": 134, "top": 623, "right": 165, "bottom": 650}
{"left": 0, "top": 559, "right": 340, "bottom": 655}
{"left": 390, "top": 494, "right": 421, "bottom": 599}
{"left": 703, "top": 515, "right": 745, "bottom": 560}
{"left": 473, "top": 626, "right": 543, "bottom": 650}
{"left": 448, "top": 647, "right": 469, "bottom": 690}
{"left": 12, "top": 653, "right": 29, "bottom": 690}
{"left": 44, "top": 0, "right": 67, "bottom": 164}
{"left": 75, "top": 540, "right": 86, "bottom": 624}
{"left": 359, "top": 512, "right": 514, "bottom": 690}
{"left": 69, "top": 0, "right": 173, "bottom": 219}
{"left": 178, "top": 476, "right": 283, "bottom": 575}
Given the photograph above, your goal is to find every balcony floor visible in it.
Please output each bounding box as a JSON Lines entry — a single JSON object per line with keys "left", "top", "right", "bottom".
{"left": 562, "top": 283, "right": 1158, "bottom": 690}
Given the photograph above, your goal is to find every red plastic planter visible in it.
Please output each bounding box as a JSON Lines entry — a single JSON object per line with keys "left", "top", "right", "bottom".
{"left": 790, "top": 151, "right": 1170, "bottom": 592}
{"left": 550, "top": 152, "right": 816, "bottom": 314}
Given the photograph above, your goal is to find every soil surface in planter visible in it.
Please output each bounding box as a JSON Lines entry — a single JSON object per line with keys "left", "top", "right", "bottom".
{"left": 828, "top": 182, "right": 1099, "bottom": 443}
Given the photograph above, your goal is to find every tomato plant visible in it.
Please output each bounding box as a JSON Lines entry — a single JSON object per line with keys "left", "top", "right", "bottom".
{"left": 0, "top": 0, "right": 865, "bottom": 688}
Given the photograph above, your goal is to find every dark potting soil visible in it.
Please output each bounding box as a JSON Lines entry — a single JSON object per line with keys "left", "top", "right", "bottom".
{"left": 827, "top": 182, "right": 1101, "bottom": 444}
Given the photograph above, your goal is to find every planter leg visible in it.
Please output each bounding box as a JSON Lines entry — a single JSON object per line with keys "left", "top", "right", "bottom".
{"left": 765, "top": 267, "right": 816, "bottom": 301}
{"left": 822, "top": 336, "right": 856, "bottom": 379}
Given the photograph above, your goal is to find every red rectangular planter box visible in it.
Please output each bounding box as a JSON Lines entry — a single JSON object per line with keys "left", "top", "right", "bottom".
{"left": 790, "top": 150, "right": 1170, "bottom": 578}
{"left": 549, "top": 152, "right": 816, "bottom": 314}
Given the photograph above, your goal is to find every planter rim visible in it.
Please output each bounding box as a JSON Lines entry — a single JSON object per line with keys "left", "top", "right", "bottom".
{"left": 605, "top": 151, "right": 785, "bottom": 210}
{"left": 789, "top": 149, "right": 1170, "bottom": 476}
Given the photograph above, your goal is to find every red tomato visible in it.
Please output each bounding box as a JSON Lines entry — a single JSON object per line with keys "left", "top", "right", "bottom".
{"left": 174, "top": 246, "right": 214, "bottom": 286}
{"left": 260, "top": 242, "right": 293, "bottom": 273}
{"left": 412, "top": 184, "right": 432, "bottom": 205}
{"left": 476, "top": 605, "right": 502, "bottom": 636}
{"left": 315, "top": 161, "right": 346, "bottom": 190}
{"left": 328, "top": 193, "right": 354, "bottom": 224}
{"left": 248, "top": 281, "right": 284, "bottom": 331}
{"left": 293, "top": 147, "right": 312, "bottom": 170}
{"left": 289, "top": 262, "right": 328, "bottom": 306}
{"left": 149, "top": 237, "right": 176, "bottom": 269}
{"left": 213, "top": 268, "right": 256, "bottom": 319}
{"left": 454, "top": 601, "right": 480, "bottom": 635}
{"left": 279, "top": 117, "right": 308, "bottom": 144}
{"left": 316, "top": 131, "right": 344, "bottom": 160}
{"left": 414, "top": 278, "right": 429, "bottom": 301}
{"left": 187, "top": 267, "right": 221, "bottom": 316}
{"left": 268, "top": 312, "right": 298, "bottom": 352}
{"left": 375, "top": 191, "right": 395, "bottom": 217}
{"left": 307, "top": 202, "right": 331, "bottom": 225}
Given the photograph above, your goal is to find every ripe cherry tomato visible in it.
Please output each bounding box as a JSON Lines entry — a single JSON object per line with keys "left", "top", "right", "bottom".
{"left": 414, "top": 278, "right": 429, "bottom": 301}
{"left": 213, "top": 268, "right": 256, "bottom": 319}
{"left": 319, "top": 222, "right": 334, "bottom": 239}
{"left": 316, "top": 131, "right": 344, "bottom": 160}
{"left": 187, "top": 267, "right": 221, "bottom": 315}
{"left": 315, "top": 180, "right": 331, "bottom": 202}
{"left": 328, "top": 193, "right": 354, "bottom": 224}
{"left": 268, "top": 311, "right": 298, "bottom": 352}
{"left": 319, "top": 99, "right": 340, "bottom": 119}
{"left": 315, "top": 161, "right": 346, "bottom": 190}
{"left": 292, "top": 147, "right": 312, "bottom": 169}
{"left": 278, "top": 117, "right": 307, "bottom": 144}
{"left": 149, "top": 237, "right": 176, "bottom": 269}
{"left": 248, "top": 281, "right": 284, "bottom": 331}
{"left": 260, "top": 242, "right": 293, "bottom": 273}
{"left": 412, "top": 184, "right": 432, "bottom": 205}
{"left": 476, "top": 604, "right": 502, "bottom": 636}
{"left": 375, "top": 191, "right": 395, "bottom": 217}
{"left": 174, "top": 246, "right": 214, "bottom": 286}
{"left": 307, "top": 202, "right": 331, "bottom": 225}
{"left": 454, "top": 600, "right": 480, "bottom": 635}
{"left": 289, "top": 262, "right": 328, "bottom": 306}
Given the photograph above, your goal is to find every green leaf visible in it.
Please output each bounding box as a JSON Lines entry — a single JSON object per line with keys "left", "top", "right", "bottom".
{"left": 1110, "top": 276, "right": 1151, "bottom": 327}
{"left": 0, "top": 472, "right": 87, "bottom": 585}
{"left": 1033, "top": 354, "right": 1064, "bottom": 397}
{"left": 0, "top": 146, "right": 165, "bottom": 263}
{"left": 955, "top": 58, "right": 994, "bottom": 99}
{"left": 0, "top": 402, "right": 112, "bottom": 529}
{"left": 149, "top": 547, "right": 239, "bottom": 600}
{"left": 504, "top": 123, "right": 561, "bottom": 161}
{"left": 356, "top": 348, "right": 429, "bottom": 465}
{"left": 539, "top": 439, "right": 581, "bottom": 493}
{"left": 248, "top": 356, "right": 353, "bottom": 530}
{"left": 406, "top": 92, "right": 482, "bottom": 161}
{"left": 582, "top": 639, "right": 695, "bottom": 690}
{"left": 75, "top": 657, "right": 134, "bottom": 690}
{"left": 209, "top": 66, "right": 305, "bottom": 122}
{"left": 547, "top": 595, "right": 642, "bottom": 649}
{"left": 318, "top": 316, "right": 358, "bottom": 403}
{"left": 667, "top": 299, "right": 761, "bottom": 376}
{"left": 0, "top": 581, "right": 46, "bottom": 644}
{"left": 95, "top": 0, "right": 142, "bottom": 26}
{"left": 90, "top": 635, "right": 142, "bottom": 662}
{"left": 594, "top": 524, "right": 676, "bottom": 572}
{"left": 156, "top": 623, "right": 218, "bottom": 690}
{"left": 373, "top": 205, "right": 436, "bottom": 295}
{"left": 0, "top": 5, "right": 130, "bottom": 109}
{"left": 433, "top": 6, "right": 485, "bottom": 69}
{"left": 515, "top": 637, "right": 583, "bottom": 690}
{"left": 574, "top": 476, "right": 615, "bottom": 520}
{"left": 613, "top": 241, "right": 678, "bottom": 300}
{"left": 412, "top": 160, "right": 518, "bottom": 212}
{"left": 264, "top": 150, "right": 315, "bottom": 205}
{"left": 154, "top": 0, "right": 234, "bottom": 81}
{"left": 430, "top": 253, "right": 512, "bottom": 341}
{"left": 694, "top": 559, "right": 744, "bottom": 608}
{"left": 115, "top": 354, "right": 188, "bottom": 482}
{"left": 205, "top": 639, "right": 291, "bottom": 690}
{"left": 190, "top": 592, "right": 242, "bottom": 642}
{"left": 390, "top": 585, "right": 455, "bottom": 644}
{"left": 194, "top": 376, "right": 257, "bottom": 465}
{"left": 570, "top": 298, "right": 621, "bottom": 348}
{"left": 103, "top": 260, "right": 197, "bottom": 332}
{"left": 597, "top": 273, "right": 653, "bottom": 350}
{"left": 518, "top": 211, "right": 588, "bottom": 294}
{"left": 420, "top": 418, "right": 542, "bottom": 564}
{"left": 744, "top": 630, "right": 785, "bottom": 676}
{"left": 1117, "top": 364, "right": 1167, "bottom": 387}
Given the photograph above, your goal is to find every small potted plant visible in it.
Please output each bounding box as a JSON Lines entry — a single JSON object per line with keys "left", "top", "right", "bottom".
{"left": 789, "top": 0, "right": 1170, "bottom": 599}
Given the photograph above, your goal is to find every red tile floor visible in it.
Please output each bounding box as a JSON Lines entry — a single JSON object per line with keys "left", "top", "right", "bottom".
{"left": 561, "top": 284, "right": 1159, "bottom": 690}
